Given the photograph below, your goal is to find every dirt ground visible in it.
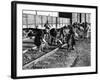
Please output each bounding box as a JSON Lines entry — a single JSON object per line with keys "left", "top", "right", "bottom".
{"left": 23, "top": 38, "right": 91, "bottom": 69}
{"left": 71, "top": 39, "right": 91, "bottom": 67}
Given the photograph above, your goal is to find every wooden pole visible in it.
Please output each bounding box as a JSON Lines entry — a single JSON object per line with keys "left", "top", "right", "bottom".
{"left": 80, "top": 13, "right": 81, "bottom": 23}
{"left": 70, "top": 13, "right": 72, "bottom": 25}
{"left": 85, "top": 13, "right": 86, "bottom": 23}
{"left": 41, "top": 16, "right": 42, "bottom": 28}
{"left": 56, "top": 17, "right": 57, "bottom": 28}
{"left": 34, "top": 12, "right": 36, "bottom": 28}
{"left": 35, "top": 10, "right": 37, "bottom": 28}
{"left": 26, "top": 14, "right": 28, "bottom": 28}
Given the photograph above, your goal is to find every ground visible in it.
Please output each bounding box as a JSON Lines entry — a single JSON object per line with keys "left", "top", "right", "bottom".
{"left": 23, "top": 38, "right": 91, "bottom": 69}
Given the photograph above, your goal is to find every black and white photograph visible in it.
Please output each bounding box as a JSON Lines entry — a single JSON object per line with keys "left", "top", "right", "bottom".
{"left": 22, "top": 10, "right": 91, "bottom": 69}
{"left": 11, "top": 1, "right": 97, "bottom": 79}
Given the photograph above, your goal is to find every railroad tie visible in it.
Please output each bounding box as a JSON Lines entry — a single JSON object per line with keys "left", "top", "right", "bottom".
{"left": 23, "top": 44, "right": 67, "bottom": 69}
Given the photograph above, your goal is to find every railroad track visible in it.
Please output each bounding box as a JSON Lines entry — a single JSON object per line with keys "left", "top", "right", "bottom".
{"left": 23, "top": 43, "right": 78, "bottom": 69}
{"left": 23, "top": 44, "right": 67, "bottom": 69}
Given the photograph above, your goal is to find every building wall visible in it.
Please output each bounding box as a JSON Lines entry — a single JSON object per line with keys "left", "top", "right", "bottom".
{"left": 22, "top": 11, "right": 91, "bottom": 29}
{"left": 72, "top": 13, "right": 91, "bottom": 24}
{"left": 22, "top": 14, "right": 70, "bottom": 29}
